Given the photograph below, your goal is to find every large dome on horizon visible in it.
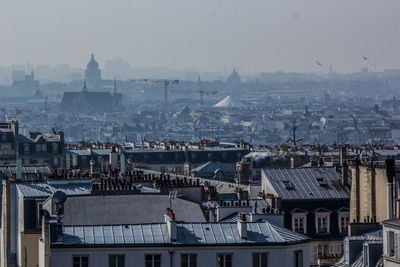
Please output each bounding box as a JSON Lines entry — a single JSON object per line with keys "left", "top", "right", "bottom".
{"left": 87, "top": 53, "right": 99, "bottom": 69}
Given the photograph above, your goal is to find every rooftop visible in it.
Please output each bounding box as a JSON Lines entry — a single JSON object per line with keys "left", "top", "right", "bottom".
{"left": 262, "top": 167, "right": 350, "bottom": 200}
{"left": 55, "top": 221, "right": 309, "bottom": 247}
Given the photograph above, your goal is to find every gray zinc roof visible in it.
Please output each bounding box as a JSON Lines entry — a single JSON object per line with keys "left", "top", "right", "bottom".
{"left": 62, "top": 194, "right": 206, "bottom": 225}
{"left": 17, "top": 182, "right": 92, "bottom": 198}
{"left": 58, "top": 221, "right": 309, "bottom": 247}
{"left": 263, "top": 168, "right": 350, "bottom": 200}
{"left": 0, "top": 165, "right": 51, "bottom": 180}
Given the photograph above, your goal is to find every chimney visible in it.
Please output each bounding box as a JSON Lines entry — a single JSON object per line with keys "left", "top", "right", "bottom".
{"left": 109, "top": 146, "right": 118, "bottom": 170}
{"left": 165, "top": 208, "right": 177, "bottom": 241}
{"left": 16, "top": 158, "right": 22, "bottom": 180}
{"left": 385, "top": 158, "right": 395, "bottom": 219}
{"left": 120, "top": 153, "right": 126, "bottom": 174}
{"left": 237, "top": 212, "right": 247, "bottom": 239}
{"left": 290, "top": 156, "right": 295, "bottom": 168}
{"left": 89, "top": 159, "right": 95, "bottom": 175}
{"left": 235, "top": 187, "right": 248, "bottom": 201}
{"left": 342, "top": 162, "right": 348, "bottom": 186}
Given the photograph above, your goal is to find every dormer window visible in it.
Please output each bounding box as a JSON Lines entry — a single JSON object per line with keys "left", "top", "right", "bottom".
{"left": 291, "top": 209, "right": 308, "bottom": 234}
{"left": 337, "top": 207, "right": 350, "bottom": 234}
{"left": 294, "top": 217, "right": 305, "bottom": 233}
{"left": 317, "top": 216, "right": 328, "bottom": 233}
{"left": 314, "top": 208, "right": 331, "bottom": 234}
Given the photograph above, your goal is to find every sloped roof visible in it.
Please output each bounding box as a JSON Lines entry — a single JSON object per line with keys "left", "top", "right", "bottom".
{"left": 262, "top": 168, "right": 350, "bottom": 200}
{"left": 56, "top": 221, "right": 309, "bottom": 247}
{"left": 0, "top": 165, "right": 51, "bottom": 181}
{"left": 191, "top": 161, "right": 236, "bottom": 177}
{"left": 214, "top": 96, "right": 233, "bottom": 108}
{"left": 17, "top": 182, "right": 92, "bottom": 197}
{"left": 62, "top": 194, "right": 207, "bottom": 225}
{"left": 213, "top": 96, "right": 244, "bottom": 108}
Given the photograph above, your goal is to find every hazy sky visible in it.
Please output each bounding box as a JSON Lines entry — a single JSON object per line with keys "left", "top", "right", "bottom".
{"left": 0, "top": 0, "right": 399, "bottom": 73}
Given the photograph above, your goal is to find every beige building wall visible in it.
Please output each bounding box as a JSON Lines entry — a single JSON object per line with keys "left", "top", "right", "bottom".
{"left": 19, "top": 233, "right": 41, "bottom": 267}
{"left": 350, "top": 165, "right": 395, "bottom": 225}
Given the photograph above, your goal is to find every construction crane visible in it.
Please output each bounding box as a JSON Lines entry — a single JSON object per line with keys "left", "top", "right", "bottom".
{"left": 198, "top": 90, "right": 218, "bottom": 107}
{"left": 156, "top": 79, "right": 179, "bottom": 111}
{"left": 132, "top": 79, "right": 179, "bottom": 111}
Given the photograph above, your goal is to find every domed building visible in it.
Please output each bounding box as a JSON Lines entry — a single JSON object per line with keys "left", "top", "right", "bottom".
{"left": 84, "top": 53, "right": 102, "bottom": 86}
{"left": 227, "top": 68, "right": 241, "bottom": 85}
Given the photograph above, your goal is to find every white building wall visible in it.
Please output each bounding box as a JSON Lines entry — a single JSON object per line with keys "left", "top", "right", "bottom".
{"left": 51, "top": 243, "right": 310, "bottom": 267}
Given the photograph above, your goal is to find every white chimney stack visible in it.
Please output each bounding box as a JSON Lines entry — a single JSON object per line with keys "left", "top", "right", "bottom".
{"left": 109, "top": 146, "right": 118, "bottom": 170}
{"left": 120, "top": 153, "right": 126, "bottom": 174}
{"left": 237, "top": 212, "right": 247, "bottom": 239}
{"left": 165, "top": 208, "right": 177, "bottom": 241}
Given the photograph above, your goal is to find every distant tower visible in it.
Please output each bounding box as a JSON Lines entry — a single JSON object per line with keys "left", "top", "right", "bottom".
{"left": 84, "top": 53, "right": 102, "bottom": 86}
{"left": 82, "top": 80, "right": 88, "bottom": 92}
{"left": 113, "top": 76, "right": 117, "bottom": 95}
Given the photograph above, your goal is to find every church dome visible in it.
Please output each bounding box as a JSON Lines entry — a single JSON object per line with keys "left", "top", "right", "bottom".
{"left": 87, "top": 53, "right": 99, "bottom": 69}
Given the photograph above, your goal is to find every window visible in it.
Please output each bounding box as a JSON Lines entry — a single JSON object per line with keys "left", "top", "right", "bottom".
{"left": 109, "top": 255, "right": 124, "bottom": 267}
{"left": 336, "top": 244, "right": 342, "bottom": 254}
{"left": 53, "top": 143, "right": 58, "bottom": 153}
{"left": 387, "top": 231, "right": 395, "bottom": 257}
{"left": 24, "top": 144, "right": 29, "bottom": 153}
{"left": 339, "top": 214, "right": 349, "bottom": 234}
{"left": 253, "top": 253, "right": 267, "bottom": 267}
{"left": 217, "top": 254, "right": 232, "bottom": 267}
{"left": 340, "top": 216, "right": 349, "bottom": 233}
{"left": 294, "top": 250, "right": 303, "bottom": 267}
{"left": 294, "top": 217, "right": 304, "bottom": 233}
{"left": 146, "top": 254, "right": 161, "bottom": 267}
{"left": 316, "top": 214, "right": 330, "bottom": 233}
{"left": 292, "top": 213, "right": 307, "bottom": 234}
{"left": 318, "top": 244, "right": 330, "bottom": 258}
{"left": 181, "top": 254, "right": 197, "bottom": 267}
{"left": 42, "top": 143, "right": 47, "bottom": 152}
{"left": 73, "top": 256, "right": 88, "bottom": 267}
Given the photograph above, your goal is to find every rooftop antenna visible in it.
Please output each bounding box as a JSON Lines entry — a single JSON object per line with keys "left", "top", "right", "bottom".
{"left": 287, "top": 119, "right": 301, "bottom": 150}
{"left": 169, "top": 190, "right": 178, "bottom": 210}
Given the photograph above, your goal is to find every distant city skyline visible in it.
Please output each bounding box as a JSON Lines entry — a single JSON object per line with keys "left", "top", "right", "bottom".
{"left": 0, "top": 0, "right": 399, "bottom": 73}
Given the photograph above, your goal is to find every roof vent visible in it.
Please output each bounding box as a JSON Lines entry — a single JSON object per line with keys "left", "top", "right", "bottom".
{"left": 282, "top": 180, "right": 294, "bottom": 190}
{"left": 316, "top": 177, "right": 328, "bottom": 187}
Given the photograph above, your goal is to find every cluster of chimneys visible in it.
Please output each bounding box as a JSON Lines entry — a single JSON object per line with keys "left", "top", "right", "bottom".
{"left": 156, "top": 176, "right": 200, "bottom": 188}
{"left": 219, "top": 200, "right": 249, "bottom": 207}
{"left": 201, "top": 183, "right": 218, "bottom": 200}
{"left": 91, "top": 177, "right": 138, "bottom": 193}
{"left": 352, "top": 216, "right": 377, "bottom": 224}
{"left": 49, "top": 169, "right": 91, "bottom": 180}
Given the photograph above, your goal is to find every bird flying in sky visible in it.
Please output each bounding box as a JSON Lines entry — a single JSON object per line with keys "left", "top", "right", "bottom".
{"left": 362, "top": 56, "right": 368, "bottom": 60}
{"left": 316, "top": 61, "right": 323, "bottom": 67}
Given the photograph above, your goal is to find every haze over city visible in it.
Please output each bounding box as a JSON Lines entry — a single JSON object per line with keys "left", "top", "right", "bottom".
{"left": 1, "top": 1, "right": 400, "bottom": 267}
{"left": 1, "top": 0, "right": 400, "bottom": 73}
